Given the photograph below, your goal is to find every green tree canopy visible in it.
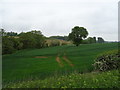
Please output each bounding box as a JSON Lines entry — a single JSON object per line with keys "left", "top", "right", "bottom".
{"left": 19, "top": 31, "right": 45, "bottom": 49}
{"left": 2, "top": 36, "right": 15, "bottom": 54}
{"left": 68, "top": 26, "right": 88, "bottom": 46}
{"left": 97, "top": 37, "right": 104, "bottom": 43}
{"left": 0, "top": 29, "right": 6, "bottom": 36}
{"left": 6, "top": 31, "right": 18, "bottom": 36}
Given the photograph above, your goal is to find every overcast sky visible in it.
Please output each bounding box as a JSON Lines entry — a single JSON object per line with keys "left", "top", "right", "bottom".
{"left": 0, "top": 0, "right": 119, "bottom": 41}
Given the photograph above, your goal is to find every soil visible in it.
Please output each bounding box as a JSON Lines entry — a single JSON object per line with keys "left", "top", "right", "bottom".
{"left": 56, "top": 56, "right": 64, "bottom": 67}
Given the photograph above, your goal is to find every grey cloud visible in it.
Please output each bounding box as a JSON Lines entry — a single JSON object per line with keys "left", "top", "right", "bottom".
{"left": 1, "top": 0, "right": 119, "bottom": 41}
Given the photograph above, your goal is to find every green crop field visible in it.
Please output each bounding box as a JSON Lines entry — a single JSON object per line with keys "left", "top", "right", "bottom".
{"left": 5, "top": 70, "right": 119, "bottom": 88}
{"left": 3, "top": 43, "right": 118, "bottom": 85}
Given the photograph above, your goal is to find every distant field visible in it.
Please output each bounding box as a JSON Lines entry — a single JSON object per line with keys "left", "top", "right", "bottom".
{"left": 3, "top": 43, "right": 118, "bottom": 84}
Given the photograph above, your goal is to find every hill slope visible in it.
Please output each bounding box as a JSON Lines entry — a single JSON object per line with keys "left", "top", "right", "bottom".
{"left": 3, "top": 43, "right": 118, "bottom": 84}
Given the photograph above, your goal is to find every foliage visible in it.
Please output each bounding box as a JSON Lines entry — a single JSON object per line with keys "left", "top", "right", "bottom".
{"left": 19, "top": 32, "right": 37, "bottom": 49}
{"left": 68, "top": 26, "right": 88, "bottom": 46}
{"left": 0, "top": 28, "right": 6, "bottom": 36}
{"left": 61, "top": 41, "right": 68, "bottom": 45}
{"left": 9, "top": 37, "right": 23, "bottom": 50}
{"left": 50, "top": 36, "right": 68, "bottom": 41}
{"left": 4, "top": 70, "right": 119, "bottom": 88}
{"left": 2, "top": 36, "right": 15, "bottom": 54}
{"left": 93, "top": 37, "right": 96, "bottom": 43}
{"left": 2, "top": 30, "right": 46, "bottom": 54}
{"left": 45, "top": 39, "right": 70, "bottom": 47}
{"left": 50, "top": 40, "right": 60, "bottom": 47}
{"left": 19, "top": 31, "right": 45, "bottom": 49}
{"left": 0, "top": 29, "right": 18, "bottom": 36}
{"left": 97, "top": 37, "right": 104, "bottom": 43}
{"left": 6, "top": 32, "right": 18, "bottom": 36}
{"left": 87, "top": 37, "right": 96, "bottom": 44}
{"left": 93, "top": 50, "right": 120, "bottom": 71}
{"left": 2, "top": 36, "right": 23, "bottom": 54}
{"left": 82, "top": 37, "right": 96, "bottom": 44}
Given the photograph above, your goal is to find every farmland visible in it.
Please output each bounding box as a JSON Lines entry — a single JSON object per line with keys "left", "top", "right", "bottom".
{"left": 3, "top": 42, "right": 118, "bottom": 86}
{"left": 5, "top": 70, "right": 119, "bottom": 88}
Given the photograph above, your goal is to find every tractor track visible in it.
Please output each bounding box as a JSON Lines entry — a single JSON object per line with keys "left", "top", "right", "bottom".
{"left": 56, "top": 56, "right": 64, "bottom": 67}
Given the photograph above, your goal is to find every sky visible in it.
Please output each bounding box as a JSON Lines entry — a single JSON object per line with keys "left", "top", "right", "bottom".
{"left": 0, "top": 0, "right": 119, "bottom": 41}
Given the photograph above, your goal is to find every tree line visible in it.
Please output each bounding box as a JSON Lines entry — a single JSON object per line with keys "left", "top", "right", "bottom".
{"left": 1, "top": 29, "right": 46, "bottom": 54}
{"left": 1, "top": 26, "right": 105, "bottom": 54}
{"left": 68, "top": 26, "right": 104, "bottom": 46}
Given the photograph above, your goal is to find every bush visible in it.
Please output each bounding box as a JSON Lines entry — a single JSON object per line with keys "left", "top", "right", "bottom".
{"left": 93, "top": 50, "right": 120, "bottom": 71}
{"left": 61, "top": 42, "right": 67, "bottom": 45}
{"left": 9, "top": 37, "right": 23, "bottom": 50}
{"left": 19, "top": 31, "right": 45, "bottom": 49}
{"left": 2, "top": 36, "right": 15, "bottom": 54}
{"left": 50, "top": 40, "right": 60, "bottom": 47}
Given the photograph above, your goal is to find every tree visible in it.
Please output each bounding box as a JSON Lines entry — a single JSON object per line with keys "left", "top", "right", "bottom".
{"left": 87, "top": 37, "right": 94, "bottom": 44}
{"left": 19, "top": 31, "right": 45, "bottom": 49}
{"left": 30, "top": 30, "right": 42, "bottom": 35}
{"left": 97, "top": 37, "right": 104, "bottom": 43}
{"left": 19, "top": 32, "right": 37, "bottom": 49}
{"left": 2, "top": 30, "right": 46, "bottom": 54}
{"left": 93, "top": 37, "right": 96, "bottom": 43}
{"left": 2, "top": 36, "right": 15, "bottom": 54}
{"left": 87, "top": 37, "right": 96, "bottom": 44}
{"left": 50, "top": 40, "right": 60, "bottom": 47}
{"left": 6, "top": 31, "right": 18, "bottom": 36}
{"left": 49, "top": 36, "right": 68, "bottom": 41}
{"left": 30, "top": 30, "right": 45, "bottom": 48}
{"left": 68, "top": 26, "right": 88, "bottom": 46}
{"left": 9, "top": 37, "right": 23, "bottom": 50}
{"left": 82, "top": 36, "right": 96, "bottom": 44}
{"left": 0, "top": 29, "right": 6, "bottom": 36}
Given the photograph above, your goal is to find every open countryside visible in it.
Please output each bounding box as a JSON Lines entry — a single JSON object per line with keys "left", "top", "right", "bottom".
{"left": 2, "top": 41, "right": 119, "bottom": 88}
{"left": 1, "top": 0, "right": 119, "bottom": 88}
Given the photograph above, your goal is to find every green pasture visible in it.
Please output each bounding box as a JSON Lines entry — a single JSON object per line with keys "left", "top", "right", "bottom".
{"left": 3, "top": 43, "right": 118, "bottom": 84}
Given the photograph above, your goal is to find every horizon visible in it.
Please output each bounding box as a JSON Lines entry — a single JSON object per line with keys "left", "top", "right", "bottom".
{"left": 2, "top": 29, "right": 118, "bottom": 42}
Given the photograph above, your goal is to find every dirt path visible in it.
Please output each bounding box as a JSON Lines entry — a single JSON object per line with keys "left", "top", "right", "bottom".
{"left": 56, "top": 56, "right": 64, "bottom": 67}
{"left": 55, "top": 46, "right": 74, "bottom": 67}
{"left": 63, "top": 53, "right": 74, "bottom": 67}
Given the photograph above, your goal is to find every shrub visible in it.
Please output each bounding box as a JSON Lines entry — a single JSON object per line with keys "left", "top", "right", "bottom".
{"left": 19, "top": 31, "right": 45, "bottom": 49}
{"left": 50, "top": 40, "right": 60, "bottom": 47}
{"left": 93, "top": 50, "right": 120, "bottom": 71}
{"left": 2, "top": 36, "right": 15, "bottom": 54}
{"left": 9, "top": 37, "right": 23, "bottom": 50}
{"left": 61, "top": 42, "right": 67, "bottom": 45}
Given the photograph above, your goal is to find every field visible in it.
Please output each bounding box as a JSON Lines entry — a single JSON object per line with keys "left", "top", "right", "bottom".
{"left": 5, "top": 70, "right": 119, "bottom": 88}
{"left": 3, "top": 43, "right": 118, "bottom": 86}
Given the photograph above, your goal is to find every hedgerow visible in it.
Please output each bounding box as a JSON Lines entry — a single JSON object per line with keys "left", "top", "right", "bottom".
{"left": 93, "top": 50, "right": 120, "bottom": 71}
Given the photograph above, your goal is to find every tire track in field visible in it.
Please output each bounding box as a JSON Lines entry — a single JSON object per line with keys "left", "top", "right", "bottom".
{"left": 56, "top": 46, "right": 74, "bottom": 67}
{"left": 63, "top": 53, "right": 74, "bottom": 67}
{"left": 56, "top": 55, "right": 64, "bottom": 67}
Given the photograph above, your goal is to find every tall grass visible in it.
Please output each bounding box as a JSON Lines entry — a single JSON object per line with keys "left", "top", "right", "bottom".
{"left": 4, "top": 70, "right": 119, "bottom": 88}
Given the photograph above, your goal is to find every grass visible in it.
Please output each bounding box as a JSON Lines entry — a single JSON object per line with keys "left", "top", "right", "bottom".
{"left": 3, "top": 43, "right": 118, "bottom": 85}
{"left": 4, "top": 70, "right": 119, "bottom": 88}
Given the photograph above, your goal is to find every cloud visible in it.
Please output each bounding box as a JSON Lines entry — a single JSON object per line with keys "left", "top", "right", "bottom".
{"left": 1, "top": 0, "right": 119, "bottom": 41}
